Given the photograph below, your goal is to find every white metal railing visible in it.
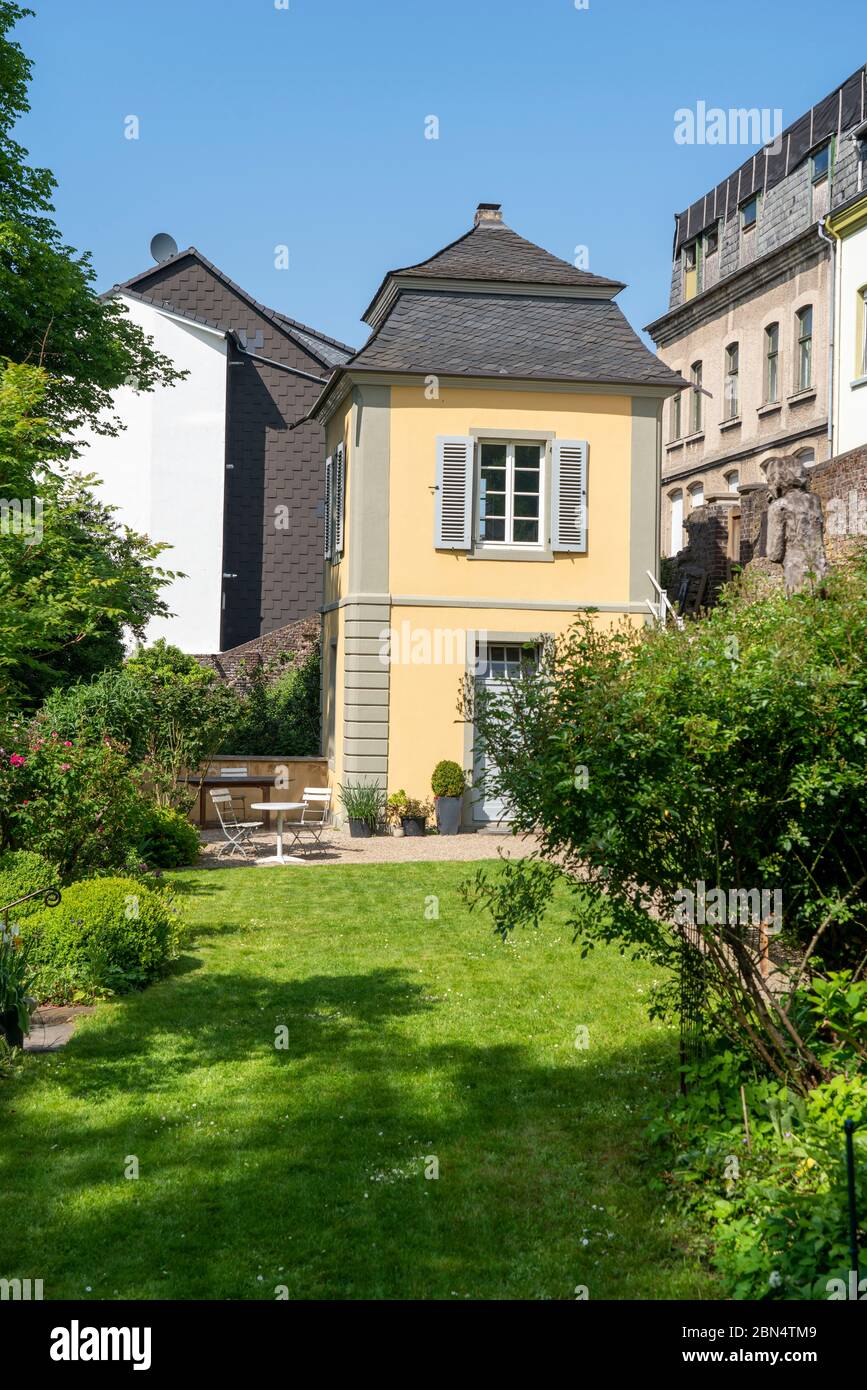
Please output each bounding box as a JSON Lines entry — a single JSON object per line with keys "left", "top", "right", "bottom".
{"left": 646, "top": 570, "right": 685, "bottom": 630}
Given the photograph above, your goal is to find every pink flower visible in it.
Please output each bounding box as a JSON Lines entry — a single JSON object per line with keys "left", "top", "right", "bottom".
{"left": 9, "top": 754, "right": 26, "bottom": 767}
{"left": 63, "top": 741, "right": 72, "bottom": 747}
{"left": 50, "top": 731, "right": 58, "bottom": 739}
{"left": 60, "top": 763, "right": 70, "bottom": 772}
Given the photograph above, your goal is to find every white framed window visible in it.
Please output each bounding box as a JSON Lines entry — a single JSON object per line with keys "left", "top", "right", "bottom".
{"left": 794, "top": 447, "right": 816, "bottom": 468}
{"left": 687, "top": 481, "right": 704, "bottom": 509}
{"left": 765, "top": 323, "right": 780, "bottom": 403}
{"left": 478, "top": 440, "right": 544, "bottom": 547}
{"left": 724, "top": 343, "right": 739, "bottom": 419}
{"left": 476, "top": 641, "right": 539, "bottom": 680}
{"left": 724, "top": 469, "right": 740, "bottom": 492}
{"left": 689, "top": 361, "right": 703, "bottom": 433}
{"left": 859, "top": 285, "right": 867, "bottom": 378}
{"left": 796, "top": 306, "right": 813, "bottom": 391}
{"left": 669, "top": 489, "right": 684, "bottom": 556}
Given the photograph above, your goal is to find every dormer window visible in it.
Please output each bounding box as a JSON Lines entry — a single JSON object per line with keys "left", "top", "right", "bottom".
{"left": 741, "top": 196, "right": 758, "bottom": 230}
{"left": 811, "top": 144, "right": 830, "bottom": 184}
{"left": 683, "top": 241, "right": 699, "bottom": 301}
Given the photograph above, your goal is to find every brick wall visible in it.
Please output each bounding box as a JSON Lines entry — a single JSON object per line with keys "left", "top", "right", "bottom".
{"left": 195, "top": 614, "right": 320, "bottom": 690}
{"left": 740, "top": 443, "right": 867, "bottom": 566}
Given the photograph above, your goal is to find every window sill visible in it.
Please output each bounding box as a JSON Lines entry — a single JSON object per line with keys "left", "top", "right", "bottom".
{"left": 788, "top": 387, "right": 817, "bottom": 406}
{"left": 666, "top": 438, "right": 685, "bottom": 451}
{"left": 719, "top": 416, "right": 742, "bottom": 432}
{"left": 757, "top": 402, "right": 782, "bottom": 418}
{"left": 850, "top": 375, "right": 867, "bottom": 392}
{"left": 469, "top": 546, "right": 554, "bottom": 563}
{"left": 683, "top": 431, "right": 705, "bottom": 445}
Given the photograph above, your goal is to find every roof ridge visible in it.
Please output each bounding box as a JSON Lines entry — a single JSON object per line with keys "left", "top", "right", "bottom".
{"left": 116, "top": 246, "right": 353, "bottom": 370}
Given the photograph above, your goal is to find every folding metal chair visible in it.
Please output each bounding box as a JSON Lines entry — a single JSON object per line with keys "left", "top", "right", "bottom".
{"left": 209, "top": 788, "right": 263, "bottom": 860}
{"left": 286, "top": 787, "right": 332, "bottom": 853}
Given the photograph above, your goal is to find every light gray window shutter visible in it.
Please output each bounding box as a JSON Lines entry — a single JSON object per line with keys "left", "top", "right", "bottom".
{"left": 434, "top": 435, "right": 474, "bottom": 549}
{"left": 334, "top": 442, "right": 345, "bottom": 558}
{"left": 324, "top": 454, "right": 333, "bottom": 560}
{"left": 551, "top": 439, "right": 588, "bottom": 552}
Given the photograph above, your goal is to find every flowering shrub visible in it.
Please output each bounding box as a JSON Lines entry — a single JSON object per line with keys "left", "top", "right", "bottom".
{"left": 0, "top": 727, "right": 148, "bottom": 880}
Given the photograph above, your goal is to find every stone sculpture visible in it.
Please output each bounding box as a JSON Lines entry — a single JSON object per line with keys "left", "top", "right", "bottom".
{"left": 762, "top": 454, "right": 828, "bottom": 593}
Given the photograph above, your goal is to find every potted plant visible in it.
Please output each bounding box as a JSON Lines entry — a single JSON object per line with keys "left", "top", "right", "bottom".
{"left": 399, "top": 796, "right": 432, "bottom": 837}
{"left": 338, "top": 781, "right": 385, "bottom": 838}
{"left": 431, "top": 760, "right": 465, "bottom": 835}
{"left": 0, "top": 928, "right": 35, "bottom": 1050}
{"left": 386, "top": 790, "right": 408, "bottom": 836}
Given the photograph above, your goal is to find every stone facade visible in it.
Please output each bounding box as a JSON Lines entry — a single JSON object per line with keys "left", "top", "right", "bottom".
{"left": 649, "top": 67, "right": 867, "bottom": 559}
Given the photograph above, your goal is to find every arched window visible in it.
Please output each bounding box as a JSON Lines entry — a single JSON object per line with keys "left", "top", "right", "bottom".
{"left": 796, "top": 306, "right": 813, "bottom": 391}
{"left": 669, "top": 490, "right": 684, "bottom": 556}
{"left": 724, "top": 469, "right": 740, "bottom": 492}
{"left": 794, "top": 447, "right": 816, "bottom": 468}
{"left": 687, "top": 482, "right": 704, "bottom": 511}
{"left": 689, "top": 362, "right": 703, "bottom": 433}
{"left": 724, "top": 344, "right": 739, "bottom": 419}
{"left": 765, "top": 323, "right": 780, "bottom": 403}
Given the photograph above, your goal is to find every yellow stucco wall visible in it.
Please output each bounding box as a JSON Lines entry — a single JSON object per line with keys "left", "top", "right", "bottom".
{"left": 386, "top": 603, "right": 640, "bottom": 800}
{"left": 388, "top": 384, "right": 634, "bottom": 603}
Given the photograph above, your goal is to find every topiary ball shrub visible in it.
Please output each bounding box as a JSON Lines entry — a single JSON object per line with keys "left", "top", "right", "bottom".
{"left": 137, "top": 805, "right": 201, "bottom": 869}
{"left": 0, "top": 850, "right": 59, "bottom": 922}
{"left": 23, "top": 876, "right": 185, "bottom": 1002}
{"left": 431, "top": 760, "right": 465, "bottom": 799}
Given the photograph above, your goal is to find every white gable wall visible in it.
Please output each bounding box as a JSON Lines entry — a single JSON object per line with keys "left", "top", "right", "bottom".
{"left": 80, "top": 293, "right": 228, "bottom": 652}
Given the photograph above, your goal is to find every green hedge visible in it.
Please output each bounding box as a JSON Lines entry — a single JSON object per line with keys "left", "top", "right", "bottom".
{"left": 24, "top": 876, "right": 184, "bottom": 1001}
{"left": 0, "top": 850, "right": 59, "bottom": 922}
{"left": 137, "top": 805, "right": 200, "bottom": 869}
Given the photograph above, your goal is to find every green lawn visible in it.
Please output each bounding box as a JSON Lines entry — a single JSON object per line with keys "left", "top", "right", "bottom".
{"left": 0, "top": 862, "right": 716, "bottom": 1300}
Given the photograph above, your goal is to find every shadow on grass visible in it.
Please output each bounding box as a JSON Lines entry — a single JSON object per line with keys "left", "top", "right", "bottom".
{"left": 0, "top": 957, "right": 705, "bottom": 1300}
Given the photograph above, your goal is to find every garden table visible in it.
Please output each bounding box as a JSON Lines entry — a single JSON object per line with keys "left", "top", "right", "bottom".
{"left": 250, "top": 801, "right": 305, "bottom": 866}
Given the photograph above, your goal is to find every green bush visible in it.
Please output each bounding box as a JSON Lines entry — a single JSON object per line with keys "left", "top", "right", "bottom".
{"left": 0, "top": 849, "right": 59, "bottom": 920}
{"left": 24, "top": 876, "right": 184, "bottom": 1000}
{"left": 431, "top": 760, "right": 465, "bottom": 798}
{"left": 36, "top": 669, "right": 153, "bottom": 762}
{"left": 226, "top": 648, "right": 320, "bottom": 757}
{"left": 137, "top": 805, "right": 200, "bottom": 869}
{"left": 647, "top": 1035, "right": 867, "bottom": 1300}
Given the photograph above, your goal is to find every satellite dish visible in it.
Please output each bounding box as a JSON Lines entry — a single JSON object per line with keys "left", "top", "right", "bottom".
{"left": 150, "top": 232, "right": 179, "bottom": 264}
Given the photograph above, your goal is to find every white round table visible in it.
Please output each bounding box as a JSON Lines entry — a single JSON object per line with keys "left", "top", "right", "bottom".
{"left": 250, "top": 802, "right": 305, "bottom": 865}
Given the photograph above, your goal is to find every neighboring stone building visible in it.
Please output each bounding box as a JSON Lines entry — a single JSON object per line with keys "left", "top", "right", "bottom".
{"left": 82, "top": 247, "right": 353, "bottom": 653}
{"left": 648, "top": 65, "right": 867, "bottom": 559}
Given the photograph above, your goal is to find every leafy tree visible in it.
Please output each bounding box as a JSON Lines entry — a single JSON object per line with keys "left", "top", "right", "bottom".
{"left": 0, "top": 2, "right": 183, "bottom": 451}
{"left": 0, "top": 361, "right": 176, "bottom": 713}
{"left": 124, "top": 642, "right": 240, "bottom": 807}
{"left": 464, "top": 559, "right": 867, "bottom": 1090}
{"left": 225, "top": 648, "right": 321, "bottom": 757}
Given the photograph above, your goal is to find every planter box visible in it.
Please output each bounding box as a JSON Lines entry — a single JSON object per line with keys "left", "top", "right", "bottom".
{"left": 401, "top": 816, "right": 426, "bottom": 837}
{"left": 348, "top": 818, "right": 373, "bottom": 838}
{"left": 435, "top": 796, "right": 462, "bottom": 835}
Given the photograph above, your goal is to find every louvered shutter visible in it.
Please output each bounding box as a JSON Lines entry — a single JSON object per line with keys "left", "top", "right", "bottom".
{"left": 334, "top": 442, "right": 345, "bottom": 558}
{"left": 551, "top": 439, "right": 588, "bottom": 552}
{"left": 434, "top": 436, "right": 474, "bottom": 550}
{"left": 324, "top": 454, "right": 333, "bottom": 560}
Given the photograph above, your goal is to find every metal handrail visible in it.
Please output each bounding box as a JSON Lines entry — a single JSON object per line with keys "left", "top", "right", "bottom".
{"left": 1, "top": 885, "right": 61, "bottom": 938}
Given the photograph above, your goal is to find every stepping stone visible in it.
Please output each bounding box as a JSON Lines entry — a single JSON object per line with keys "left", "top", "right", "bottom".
{"left": 24, "top": 1006, "right": 95, "bottom": 1054}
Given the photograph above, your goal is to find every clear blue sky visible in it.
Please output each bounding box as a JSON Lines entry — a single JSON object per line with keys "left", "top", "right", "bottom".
{"left": 14, "top": 0, "right": 866, "bottom": 350}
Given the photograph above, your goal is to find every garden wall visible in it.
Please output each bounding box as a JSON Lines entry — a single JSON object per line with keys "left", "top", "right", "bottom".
{"left": 670, "top": 442, "right": 867, "bottom": 607}
{"left": 192, "top": 755, "right": 328, "bottom": 827}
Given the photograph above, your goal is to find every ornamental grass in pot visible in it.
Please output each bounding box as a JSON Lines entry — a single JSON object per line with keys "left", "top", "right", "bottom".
{"left": 339, "top": 781, "right": 385, "bottom": 838}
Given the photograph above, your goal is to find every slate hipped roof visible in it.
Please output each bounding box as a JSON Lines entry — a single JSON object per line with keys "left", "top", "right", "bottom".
{"left": 314, "top": 204, "right": 684, "bottom": 416}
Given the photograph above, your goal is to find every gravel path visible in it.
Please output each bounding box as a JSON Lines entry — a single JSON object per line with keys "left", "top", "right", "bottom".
{"left": 196, "top": 827, "right": 540, "bottom": 870}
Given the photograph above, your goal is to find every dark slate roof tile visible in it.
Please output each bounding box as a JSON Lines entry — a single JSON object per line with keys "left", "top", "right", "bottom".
{"left": 349, "top": 291, "right": 684, "bottom": 388}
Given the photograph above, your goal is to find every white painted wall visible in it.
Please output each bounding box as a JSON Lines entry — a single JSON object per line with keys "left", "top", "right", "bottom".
{"left": 835, "top": 220, "right": 867, "bottom": 455}
{"left": 79, "top": 293, "right": 228, "bottom": 652}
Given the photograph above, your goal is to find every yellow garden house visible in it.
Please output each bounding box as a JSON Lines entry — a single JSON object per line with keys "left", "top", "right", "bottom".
{"left": 310, "top": 203, "right": 685, "bottom": 826}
